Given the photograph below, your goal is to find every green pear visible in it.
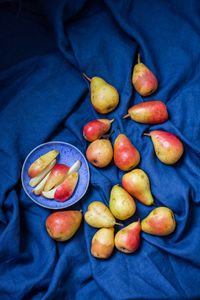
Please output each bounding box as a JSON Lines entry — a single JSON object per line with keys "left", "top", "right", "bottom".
{"left": 84, "top": 201, "right": 121, "bottom": 228}
{"left": 141, "top": 207, "right": 176, "bottom": 236}
{"left": 91, "top": 228, "right": 115, "bottom": 259}
{"left": 109, "top": 185, "right": 136, "bottom": 220}
{"left": 83, "top": 74, "right": 119, "bottom": 114}
{"left": 122, "top": 169, "right": 154, "bottom": 206}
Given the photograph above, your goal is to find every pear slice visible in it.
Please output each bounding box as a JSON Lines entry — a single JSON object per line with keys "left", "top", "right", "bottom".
{"left": 32, "top": 172, "right": 51, "bottom": 195}
{"left": 29, "top": 159, "right": 56, "bottom": 187}
{"left": 28, "top": 150, "right": 59, "bottom": 178}
{"left": 43, "top": 164, "right": 70, "bottom": 192}
{"left": 42, "top": 172, "right": 79, "bottom": 202}
{"left": 43, "top": 159, "right": 81, "bottom": 192}
{"left": 67, "top": 160, "right": 81, "bottom": 175}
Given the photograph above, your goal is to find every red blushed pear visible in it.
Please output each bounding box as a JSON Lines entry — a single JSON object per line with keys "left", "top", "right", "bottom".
{"left": 46, "top": 210, "right": 82, "bottom": 241}
{"left": 43, "top": 164, "right": 69, "bottom": 192}
{"left": 114, "top": 134, "right": 140, "bottom": 171}
{"left": 123, "top": 101, "right": 168, "bottom": 124}
{"left": 122, "top": 169, "right": 154, "bottom": 206}
{"left": 132, "top": 54, "right": 158, "bottom": 96}
{"left": 83, "top": 119, "right": 114, "bottom": 142}
{"left": 115, "top": 220, "right": 141, "bottom": 253}
{"left": 42, "top": 172, "right": 79, "bottom": 202}
{"left": 144, "top": 130, "right": 184, "bottom": 164}
{"left": 141, "top": 207, "right": 176, "bottom": 236}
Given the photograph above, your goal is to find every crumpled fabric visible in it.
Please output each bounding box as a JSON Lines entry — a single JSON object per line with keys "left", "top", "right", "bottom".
{"left": 0, "top": 0, "right": 200, "bottom": 299}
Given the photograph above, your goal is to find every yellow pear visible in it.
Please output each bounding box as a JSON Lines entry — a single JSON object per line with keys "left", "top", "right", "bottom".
{"left": 83, "top": 74, "right": 119, "bottom": 114}
{"left": 86, "top": 139, "right": 113, "bottom": 168}
{"left": 91, "top": 228, "right": 114, "bottom": 259}
{"left": 84, "top": 201, "right": 121, "bottom": 228}
{"left": 109, "top": 185, "right": 136, "bottom": 220}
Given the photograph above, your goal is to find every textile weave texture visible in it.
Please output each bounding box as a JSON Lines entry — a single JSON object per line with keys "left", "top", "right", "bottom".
{"left": 0, "top": 0, "right": 200, "bottom": 299}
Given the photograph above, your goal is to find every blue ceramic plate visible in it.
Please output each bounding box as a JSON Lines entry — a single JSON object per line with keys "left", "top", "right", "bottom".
{"left": 21, "top": 141, "right": 90, "bottom": 209}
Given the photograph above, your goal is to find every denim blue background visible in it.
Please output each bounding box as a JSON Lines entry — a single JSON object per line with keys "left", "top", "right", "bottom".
{"left": 0, "top": 0, "right": 200, "bottom": 299}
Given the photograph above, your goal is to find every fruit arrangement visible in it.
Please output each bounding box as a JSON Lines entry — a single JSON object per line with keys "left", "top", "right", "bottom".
{"left": 27, "top": 149, "right": 81, "bottom": 202}
{"left": 32, "top": 53, "right": 183, "bottom": 259}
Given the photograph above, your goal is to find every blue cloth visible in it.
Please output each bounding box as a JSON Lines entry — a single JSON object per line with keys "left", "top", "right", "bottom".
{"left": 0, "top": 0, "right": 200, "bottom": 299}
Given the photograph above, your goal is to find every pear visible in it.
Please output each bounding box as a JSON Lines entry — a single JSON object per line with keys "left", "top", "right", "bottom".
{"left": 122, "top": 169, "right": 154, "bottom": 206}
{"left": 91, "top": 228, "right": 114, "bottom": 259}
{"left": 144, "top": 130, "right": 184, "bottom": 164}
{"left": 132, "top": 54, "right": 158, "bottom": 96}
{"left": 46, "top": 211, "right": 82, "bottom": 241}
{"left": 115, "top": 220, "right": 141, "bottom": 253}
{"left": 141, "top": 207, "right": 176, "bottom": 236}
{"left": 86, "top": 139, "right": 113, "bottom": 168}
{"left": 83, "top": 119, "right": 114, "bottom": 142}
{"left": 84, "top": 201, "right": 121, "bottom": 228}
{"left": 83, "top": 74, "right": 119, "bottom": 114}
{"left": 114, "top": 134, "right": 140, "bottom": 171}
{"left": 109, "top": 185, "right": 136, "bottom": 220}
{"left": 28, "top": 150, "right": 59, "bottom": 178}
{"left": 123, "top": 101, "right": 168, "bottom": 124}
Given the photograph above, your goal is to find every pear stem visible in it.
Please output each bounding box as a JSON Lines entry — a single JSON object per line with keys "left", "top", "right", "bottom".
{"left": 110, "top": 118, "right": 115, "bottom": 124}
{"left": 82, "top": 73, "right": 91, "bottom": 82}
{"left": 102, "top": 129, "right": 115, "bottom": 140}
{"left": 143, "top": 133, "right": 150, "bottom": 137}
{"left": 138, "top": 53, "right": 141, "bottom": 64}
{"left": 123, "top": 114, "right": 129, "bottom": 119}
{"left": 115, "top": 222, "right": 124, "bottom": 227}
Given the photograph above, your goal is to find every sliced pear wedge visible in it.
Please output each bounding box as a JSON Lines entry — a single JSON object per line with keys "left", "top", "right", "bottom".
{"left": 67, "top": 160, "right": 81, "bottom": 175}
{"left": 28, "top": 150, "right": 59, "bottom": 178}
{"left": 32, "top": 172, "right": 51, "bottom": 195}
{"left": 29, "top": 159, "right": 56, "bottom": 187}
{"left": 42, "top": 172, "right": 79, "bottom": 202}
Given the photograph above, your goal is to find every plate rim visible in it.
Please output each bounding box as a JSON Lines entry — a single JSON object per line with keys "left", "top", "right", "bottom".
{"left": 21, "top": 141, "right": 90, "bottom": 210}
